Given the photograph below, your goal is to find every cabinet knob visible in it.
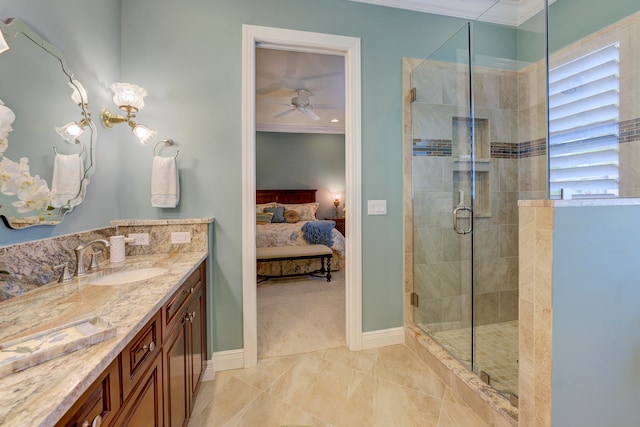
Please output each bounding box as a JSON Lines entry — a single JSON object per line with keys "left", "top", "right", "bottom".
{"left": 142, "top": 342, "right": 156, "bottom": 352}
{"left": 82, "top": 415, "right": 102, "bottom": 427}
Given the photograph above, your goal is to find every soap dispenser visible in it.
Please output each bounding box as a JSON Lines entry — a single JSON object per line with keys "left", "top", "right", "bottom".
{"left": 109, "top": 235, "right": 133, "bottom": 263}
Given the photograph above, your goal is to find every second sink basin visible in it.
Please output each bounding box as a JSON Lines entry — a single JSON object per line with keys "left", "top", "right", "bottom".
{"left": 89, "top": 267, "right": 169, "bottom": 286}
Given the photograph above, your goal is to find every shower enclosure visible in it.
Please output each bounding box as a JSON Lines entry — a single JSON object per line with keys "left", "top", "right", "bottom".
{"left": 409, "top": 0, "right": 548, "bottom": 398}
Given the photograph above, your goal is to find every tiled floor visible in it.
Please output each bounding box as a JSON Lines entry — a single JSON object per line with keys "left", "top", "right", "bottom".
{"left": 190, "top": 271, "right": 489, "bottom": 426}
{"left": 428, "top": 320, "right": 519, "bottom": 395}
{"left": 188, "top": 345, "right": 490, "bottom": 427}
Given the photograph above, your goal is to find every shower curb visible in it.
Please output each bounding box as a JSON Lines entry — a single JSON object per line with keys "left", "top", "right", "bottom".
{"left": 405, "top": 325, "right": 518, "bottom": 427}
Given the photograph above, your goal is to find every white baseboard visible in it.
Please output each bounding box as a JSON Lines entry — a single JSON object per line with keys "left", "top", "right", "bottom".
{"left": 361, "top": 327, "right": 405, "bottom": 350}
{"left": 211, "top": 349, "right": 245, "bottom": 372}
{"left": 206, "top": 331, "right": 401, "bottom": 378}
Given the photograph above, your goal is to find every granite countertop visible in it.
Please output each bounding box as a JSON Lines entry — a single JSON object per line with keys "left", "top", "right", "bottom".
{"left": 0, "top": 251, "right": 208, "bottom": 427}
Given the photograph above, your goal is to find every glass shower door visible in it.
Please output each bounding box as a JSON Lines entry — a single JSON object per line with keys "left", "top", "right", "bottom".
{"left": 411, "top": 23, "right": 475, "bottom": 370}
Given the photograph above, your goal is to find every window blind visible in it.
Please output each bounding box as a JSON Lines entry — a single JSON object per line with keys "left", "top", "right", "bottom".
{"left": 548, "top": 43, "right": 620, "bottom": 198}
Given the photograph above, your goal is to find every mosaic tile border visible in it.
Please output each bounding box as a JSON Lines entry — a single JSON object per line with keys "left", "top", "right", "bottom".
{"left": 412, "top": 138, "right": 548, "bottom": 159}
{"left": 413, "top": 117, "right": 640, "bottom": 159}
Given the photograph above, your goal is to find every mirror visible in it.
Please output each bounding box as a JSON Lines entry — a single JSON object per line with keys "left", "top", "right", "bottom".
{"left": 0, "top": 18, "right": 96, "bottom": 229}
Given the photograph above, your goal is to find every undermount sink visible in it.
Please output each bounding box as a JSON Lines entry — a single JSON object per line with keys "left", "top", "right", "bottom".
{"left": 89, "top": 267, "right": 169, "bottom": 286}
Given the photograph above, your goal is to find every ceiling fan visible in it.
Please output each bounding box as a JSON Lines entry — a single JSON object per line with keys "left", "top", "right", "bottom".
{"left": 264, "top": 89, "right": 323, "bottom": 121}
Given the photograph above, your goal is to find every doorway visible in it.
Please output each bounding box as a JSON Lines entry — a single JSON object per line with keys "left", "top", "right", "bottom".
{"left": 241, "top": 25, "right": 362, "bottom": 368}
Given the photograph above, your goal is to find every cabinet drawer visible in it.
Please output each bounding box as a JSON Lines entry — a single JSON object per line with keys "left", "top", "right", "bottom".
{"left": 56, "top": 357, "right": 120, "bottom": 427}
{"left": 163, "top": 264, "right": 203, "bottom": 340}
{"left": 121, "top": 312, "right": 161, "bottom": 400}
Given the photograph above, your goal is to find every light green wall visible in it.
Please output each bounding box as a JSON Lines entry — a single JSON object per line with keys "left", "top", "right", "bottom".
{"left": 549, "top": 0, "right": 640, "bottom": 53}
{"left": 256, "top": 132, "right": 345, "bottom": 219}
{"left": 552, "top": 205, "right": 640, "bottom": 426}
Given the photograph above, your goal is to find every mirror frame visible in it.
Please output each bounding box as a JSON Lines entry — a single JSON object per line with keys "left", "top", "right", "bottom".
{"left": 0, "top": 18, "right": 96, "bottom": 229}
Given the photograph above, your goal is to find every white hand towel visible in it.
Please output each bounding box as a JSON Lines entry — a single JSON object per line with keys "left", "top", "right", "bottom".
{"left": 51, "top": 153, "right": 83, "bottom": 208}
{"left": 151, "top": 155, "right": 179, "bottom": 208}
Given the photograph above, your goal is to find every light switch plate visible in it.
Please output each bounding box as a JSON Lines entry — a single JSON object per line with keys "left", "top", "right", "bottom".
{"left": 171, "top": 231, "right": 191, "bottom": 244}
{"left": 367, "top": 200, "right": 387, "bottom": 215}
{"left": 128, "top": 233, "right": 149, "bottom": 246}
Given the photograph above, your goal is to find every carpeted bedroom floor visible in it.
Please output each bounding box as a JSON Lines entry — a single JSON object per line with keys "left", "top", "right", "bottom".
{"left": 257, "top": 269, "right": 346, "bottom": 359}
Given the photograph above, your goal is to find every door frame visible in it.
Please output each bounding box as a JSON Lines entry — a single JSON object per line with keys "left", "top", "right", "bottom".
{"left": 241, "top": 24, "right": 363, "bottom": 367}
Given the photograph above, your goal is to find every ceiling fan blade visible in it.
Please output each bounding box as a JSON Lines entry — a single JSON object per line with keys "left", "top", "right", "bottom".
{"left": 273, "top": 109, "right": 296, "bottom": 119}
{"left": 309, "top": 103, "right": 340, "bottom": 110}
{"left": 303, "top": 109, "right": 320, "bottom": 121}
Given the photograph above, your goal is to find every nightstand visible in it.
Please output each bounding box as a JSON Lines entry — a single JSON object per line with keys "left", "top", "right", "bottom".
{"left": 325, "top": 216, "right": 345, "bottom": 236}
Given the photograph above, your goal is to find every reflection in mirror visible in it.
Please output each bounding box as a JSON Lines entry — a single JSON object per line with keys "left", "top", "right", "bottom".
{"left": 0, "top": 18, "right": 96, "bottom": 229}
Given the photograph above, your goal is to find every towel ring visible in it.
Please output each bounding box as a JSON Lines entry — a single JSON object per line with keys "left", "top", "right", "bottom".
{"left": 154, "top": 138, "right": 179, "bottom": 158}
{"left": 53, "top": 140, "right": 84, "bottom": 156}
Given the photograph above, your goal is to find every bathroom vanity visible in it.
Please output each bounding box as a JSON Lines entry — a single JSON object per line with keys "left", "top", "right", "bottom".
{"left": 0, "top": 251, "right": 208, "bottom": 427}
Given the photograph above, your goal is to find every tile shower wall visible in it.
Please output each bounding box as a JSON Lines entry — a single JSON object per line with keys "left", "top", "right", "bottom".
{"left": 408, "top": 60, "right": 527, "bottom": 328}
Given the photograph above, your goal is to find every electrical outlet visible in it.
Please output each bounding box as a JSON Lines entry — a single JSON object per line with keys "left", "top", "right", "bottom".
{"left": 171, "top": 231, "right": 191, "bottom": 244}
{"left": 128, "top": 233, "right": 149, "bottom": 246}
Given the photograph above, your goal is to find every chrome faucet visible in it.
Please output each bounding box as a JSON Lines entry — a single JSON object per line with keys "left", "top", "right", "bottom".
{"left": 74, "top": 239, "right": 110, "bottom": 276}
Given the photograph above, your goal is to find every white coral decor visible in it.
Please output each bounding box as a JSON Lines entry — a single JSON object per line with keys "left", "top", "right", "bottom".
{"left": 0, "top": 100, "right": 52, "bottom": 213}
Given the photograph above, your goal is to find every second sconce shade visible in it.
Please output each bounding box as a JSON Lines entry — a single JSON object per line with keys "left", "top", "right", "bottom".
{"left": 101, "top": 82, "right": 157, "bottom": 145}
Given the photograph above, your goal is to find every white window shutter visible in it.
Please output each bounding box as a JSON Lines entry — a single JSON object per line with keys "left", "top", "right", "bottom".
{"left": 548, "top": 43, "right": 620, "bottom": 198}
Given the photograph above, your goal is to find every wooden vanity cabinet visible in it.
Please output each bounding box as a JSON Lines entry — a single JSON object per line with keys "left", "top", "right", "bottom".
{"left": 56, "top": 357, "right": 121, "bottom": 427}
{"left": 112, "top": 353, "right": 163, "bottom": 427}
{"left": 162, "top": 267, "right": 206, "bottom": 427}
{"left": 56, "top": 261, "right": 207, "bottom": 427}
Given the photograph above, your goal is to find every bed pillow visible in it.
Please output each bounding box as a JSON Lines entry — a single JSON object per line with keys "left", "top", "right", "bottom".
{"left": 256, "top": 202, "right": 276, "bottom": 213}
{"left": 256, "top": 211, "right": 274, "bottom": 225}
{"left": 277, "top": 202, "right": 319, "bottom": 221}
{"left": 284, "top": 210, "right": 300, "bottom": 223}
{"left": 264, "top": 206, "right": 285, "bottom": 223}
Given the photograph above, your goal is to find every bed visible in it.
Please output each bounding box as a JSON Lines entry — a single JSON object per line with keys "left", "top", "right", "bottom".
{"left": 256, "top": 189, "right": 345, "bottom": 278}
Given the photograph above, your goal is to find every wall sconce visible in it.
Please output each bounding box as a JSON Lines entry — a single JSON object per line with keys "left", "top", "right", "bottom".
{"left": 333, "top": 193, "right": 341, "bottom": 217}
{"left": 55, "top": 80, "right": 91, "bottom": 143}
{"left": 100, "top": 82, "right": 157, "bottom": 145}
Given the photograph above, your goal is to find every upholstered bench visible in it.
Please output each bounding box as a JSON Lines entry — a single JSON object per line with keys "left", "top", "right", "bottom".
{"left": 256, "top": 244, "right": 332, "bottom": 282}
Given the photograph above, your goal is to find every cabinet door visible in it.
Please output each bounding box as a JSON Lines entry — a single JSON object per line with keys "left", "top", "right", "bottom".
{"left": 187, "top": 287, "right": 204, "bottom": 405}
{"left": 114, "top": 354, "right": 164, "bottom": 427}
{"left": 163, "top": 315, "right": 189, "bottom": 427}
{"left": 56, "top": 358, "right": 120, "bottom": 427}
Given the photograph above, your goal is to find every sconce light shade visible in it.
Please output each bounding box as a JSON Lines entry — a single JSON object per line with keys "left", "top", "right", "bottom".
{"left": 110, "top": 82, "right": 147, "bottom": 111}
{"left": 55, "top": 122, "right": 84, "bottom": 143}
{"left": 132, "top": 124, "right": 157, "bottom": 146}
{"left": 0, "top": 30, "right": 9, "bottom": 55}
{"left": 69, "top": 80, "right": 88, "bottom": 106}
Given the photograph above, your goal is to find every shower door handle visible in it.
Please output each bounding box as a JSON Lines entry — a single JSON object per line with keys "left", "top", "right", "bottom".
{"left": 453, "top": 206, "right": 473, "bottom": 235}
